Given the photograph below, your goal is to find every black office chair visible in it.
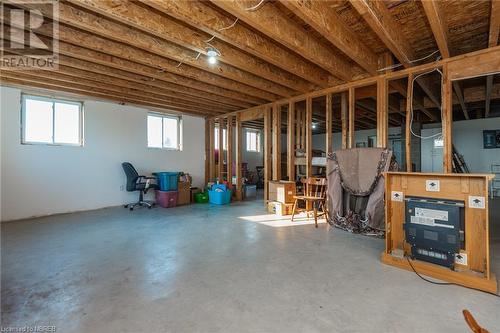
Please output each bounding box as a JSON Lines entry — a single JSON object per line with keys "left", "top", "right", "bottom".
{"left": 122, "top": 162, "right": 158, "bottom": 210}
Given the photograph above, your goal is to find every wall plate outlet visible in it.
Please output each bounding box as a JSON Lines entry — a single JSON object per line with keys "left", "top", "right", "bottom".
{"left": 425, "top": 179, "right": 440, "bottom": 192}
{"left": 455, "top": 253, "right": 467, "bottom": 266}
{"left": 468, "top": 196, "right": 485, "bottom": 209}
{"left": 391, "top": 191, "right": 404, "bottom": 202}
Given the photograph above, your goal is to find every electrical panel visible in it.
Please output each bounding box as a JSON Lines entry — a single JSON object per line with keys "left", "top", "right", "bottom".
{"left": 404, "top": 197, "right": 465, "bottom": 268}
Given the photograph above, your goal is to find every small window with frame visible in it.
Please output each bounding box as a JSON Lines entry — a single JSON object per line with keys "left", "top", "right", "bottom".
{"left": 246, "top": 129, "right": 260, "bottom": 152}
{"left": 147, "top": 113, "right": 182, "bottom": 150}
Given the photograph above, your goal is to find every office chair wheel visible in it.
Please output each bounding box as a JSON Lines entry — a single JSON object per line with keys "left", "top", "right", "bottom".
{"left": 148, "top": 205, "right": 152, "bottom": 209}
{"left": 124, "top": 204, "right": 128, "bottom": 208}
{"left": 129, "top": 207, "right": 134, "bottom": 211}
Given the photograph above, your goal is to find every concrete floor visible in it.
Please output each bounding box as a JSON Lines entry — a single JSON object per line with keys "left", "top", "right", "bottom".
{"left": 2, "top": 199, "right": 500, "bottom": 332}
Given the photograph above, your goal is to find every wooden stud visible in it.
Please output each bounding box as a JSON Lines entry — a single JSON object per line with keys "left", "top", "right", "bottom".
{"left": 406, "top": 74, "right": 413, "bottom": 172}
{"left": 442, "top": 65, "right": 453, "bottom": 173}
{"left": 485, "top": 75, "right": 493, "bottom": 118}
{"left": 264, "top": 107, "right": 272, "bottom": 202}
{"left": 272, "top": 104, "right": 281, "bottom": 181}
{"left": 209, "top": 119, "right": 215, "bottom": 181}
{"left": 341, "top": 92, "right": 348, "bottom": 149}
{"left": 205, "top": 119, "right": 210, "bottom": 184}
{"left": 326, "top": 94, "right": 333, "bottom": 154}
{"left": 377, "top": 78, "right": 388, "bottom": 148}
{"left": 226, "top": 115, "right": 233, "bottom": 189}
{"left": 348, "top": 87, "right": 355, "bottom": 149}
{"left": 287, "top": 101, "right": 296, "bottom": 182}
{"left": 306, "top": 97, "right": 313, "bottom": 178}
{"left": 235, "top": 113, "right": 242, "bottom": 201}
{"left": 218, "top": 118, "right": 224, "bottom": 181}
{"left": 452, "top": 81, "right": 470, "bottom": 120}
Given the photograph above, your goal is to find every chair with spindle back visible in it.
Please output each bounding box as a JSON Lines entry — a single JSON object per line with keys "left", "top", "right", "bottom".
{"left": 291, "top": 177, "right": 327, "bottom": 228}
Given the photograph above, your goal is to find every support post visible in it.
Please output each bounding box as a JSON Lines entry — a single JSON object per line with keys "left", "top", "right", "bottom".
{"left": 287, "top": 101, "right": 295, "bottom": 181}
{"left": 406, "top": 73, "right": 413, "bottom": 172}
{"left": 272, "top": 103, "right": 281, "bottom": 181}
{"left": 341, "top": 92, "right": 348, "bottom": 149}
{"left": 377, "top": 78, "right": 388, "bottom": 148}
{"left": 226, "top": 115, "right": 233, "bottom": 189}
{"left": 306, "top": 97, "right": 312, "bottom": 178}
{"left": 442, "top": 64, "right": 453, "bottom": 173}
{"left": 209, "top": 118, "right": 215, "bottom": 181}
{"left": 264, "top": 107, "right": 272, "bottom": 202}
{"left": 348, "top": 87, "right": 355, "bottom": 149}
{"left": 235, "top": 113, "right": 242, "bottom": 200}
{"left": 326, "top": 93, "right": 333, "bottom": 154}
{"left": 217, "top": 118, "right": 224, "bottom": 182}
{"left": 205, "top": 118, "right": 210, "bottom": 184}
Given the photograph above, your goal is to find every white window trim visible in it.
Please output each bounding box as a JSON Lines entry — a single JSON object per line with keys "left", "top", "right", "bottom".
{"left": 21, "top": 94, "right": 84, "bottom": 146}
{"left": 147, "top": 113, "right": 183, "bottom": 151}
{"left": 246, "top": 128, "right": 260, "bottom": 153}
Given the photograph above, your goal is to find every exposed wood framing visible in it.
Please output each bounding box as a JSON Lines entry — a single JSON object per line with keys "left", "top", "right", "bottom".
{"left": 376, "top": 78, "right": 389, "bottom": 148}
{"left": 235, "top": 113, "right": 242, "bottom": 201}
{"left": 305, "top": 97, "right": 312, "bottom": 178}
{"left": 210, "top": 0, "right": 354, "bottom": 82}
{"left": 341, "top": 92, "right": 348, "bottom": 149}
{"left": 264, "top": 107, "right": 272, "bottom": 202}
{"left": 486, "top": 76, "right": 493, "bottom": 118}
{"left": 442, "top": 65, "right": 453, "bottom": 173}
{"left": 489, "top": 0, "right": 500, "bottom": 48}
{"left": 218, "top": 118, "right": 224, "bottom": 181}
{"left": 452, "top": 81, "right": 470, "bottom": 120}
{"left": 272, "top": 104, "right": 281, "bottom": 181}
{"left": 406, "top": 74, "right": 413, "bottom": 172}
{"left": 205, "top": 119, "right": 210, "bottom": 184}
{"left": 287, "top": 101, "right": 295, "bottom": 181}
{"left": 348, "top": 87, "right": 355, "bottom": 149}
{"left": 209, "top": 119, "right": 215, "bottom": 181}
{"left": 226, "top": 115, "right": 233, "bottom": 189}
{"left": 325, "top": 94, "right": 333, "bottom": 154}
{"left": 421, "top": 0, "right": 451, "bottom": 58}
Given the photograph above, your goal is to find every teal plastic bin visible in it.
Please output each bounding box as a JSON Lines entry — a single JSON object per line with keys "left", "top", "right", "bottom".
{"left": 208, "top": 189, "right": 232, "bottom": 205}
{"left": 154, "top": 172, "right": 179, "bottom": 191}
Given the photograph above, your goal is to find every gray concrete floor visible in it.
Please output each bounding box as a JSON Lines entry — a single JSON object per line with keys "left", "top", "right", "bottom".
{"left": 2, "top": 199, "right": 500, "bottom": 332}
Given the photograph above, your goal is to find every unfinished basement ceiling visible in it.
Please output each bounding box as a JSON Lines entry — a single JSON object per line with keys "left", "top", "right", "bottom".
{"left": 1, "top": 0, "right": 499, "bottom": 121}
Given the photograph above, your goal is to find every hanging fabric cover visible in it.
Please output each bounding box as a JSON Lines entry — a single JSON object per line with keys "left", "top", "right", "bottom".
{"left": 326, "top": 148, "right": 396, "bottom": 233}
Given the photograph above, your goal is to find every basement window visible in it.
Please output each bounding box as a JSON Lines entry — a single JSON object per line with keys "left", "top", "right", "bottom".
{"left": 21, "top": 94, "right": 83, "bottom": 146}
{"left": 147, "top": 113, "right": 182, "bottom": 150}
{"left": 214, "top": 126, "right": 227, "bottom": 151}
{"left": 246, "top": 129, "right": 260, "bottom": 152}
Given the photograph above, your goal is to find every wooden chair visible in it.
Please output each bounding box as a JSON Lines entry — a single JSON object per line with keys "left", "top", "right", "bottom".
{"left": 291, "top": 177, "right": 327, "bottom": 228}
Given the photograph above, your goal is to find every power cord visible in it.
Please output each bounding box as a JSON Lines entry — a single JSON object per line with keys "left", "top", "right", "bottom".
{"left": 405, "top": 256, "right": 500, "bottom": 298}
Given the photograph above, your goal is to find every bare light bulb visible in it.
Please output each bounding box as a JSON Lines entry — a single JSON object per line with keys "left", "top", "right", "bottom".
{"left": 208, "top": 56, "right": 217, "bottom": 64}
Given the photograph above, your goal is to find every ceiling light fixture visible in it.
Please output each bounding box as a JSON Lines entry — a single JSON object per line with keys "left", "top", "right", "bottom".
{"left": 207, "top": 48, "right": 218, "bottom": 65}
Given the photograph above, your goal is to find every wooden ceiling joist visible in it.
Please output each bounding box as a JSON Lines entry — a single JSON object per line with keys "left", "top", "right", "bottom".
{"left": 279, "top": 0, "right": 379, "bottom": 75}
{"left": 452, "top": 81, "right": 470, "bottom": 120}
{"left": 421, "top": 0, "right": 451, "bottom": 58}
{"left": 140, "top": 0, "right": 334, "bottom": 88}
{"left": 2, "top": 71, "right": 221, "bottom": 115}
{"left": 67, "top": 0, "right": 315, "bottom": 94}
{"left": 210, "top": 0, "right": 358, "bottom": 82}
{"left": 6, "top": 4, "right": 281, "bottom": 102}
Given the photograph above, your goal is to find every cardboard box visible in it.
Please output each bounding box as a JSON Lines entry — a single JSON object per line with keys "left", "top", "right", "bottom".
{"left": 268, "top": 181, "right": 296, "bottom": 203}
{"left": 267, "top": 201, "right": 294, "bottom": 216}
{"left": 178, "top": 181, "right": 191, "bottom": 191}
{"left": 177, "top": 188, "right": 191, "bottom": 205}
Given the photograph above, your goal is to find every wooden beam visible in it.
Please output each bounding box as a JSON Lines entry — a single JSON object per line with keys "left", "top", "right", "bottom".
{"left": 306, "top": 97, "right": 313, "bottom": 178}
{"left": 348, "top": 0, "right": 441, "bottom": 108}
{"left": 287, "top": 101, "right": 295, "bottom": 181}
{"left": 341, "top": 92, "right": 348, "bottom": 149}
{"left": 452, "top": 81, "right": 470, "bottom": 120}
{"left": 280, "top": 0, "right": 378, "bottom": 74}
{"left": 348, "top": 87, "right": 355, "bottom": 149}
{"left": 138, "top": 0, "right": 334, "bottom": 88}
{"left": 22, "top": 1, "right": 294, "bottom": 99}
{"left": 209, "top": 119, "right": 216, "bottom": 181}
{"left": 326, "top": 94, "right": 333, "bottom": 154}
{"left": 235, "top": 113, "right": 242, "bottom": 200}
{"left": 5, "top": 13, "right": 278, "bottom": 103}
{"left": 68, "top": 0, "right": 312, "bottom": 94}
{"left": 272, "top": 104, "right": 281, "bottom": 181}
{"left": 489, "top": 0, "right": 500, "bottom": 48}
{"left": 442, "top": 65, "right": 453, "bottom": 173}
{"left": 226, "top": 115, "right": 233, "bottom": 189}
{"left": 377, "top": 78, "right": 388, "bottom": 148}
{"left": 218, "top": 118, "right": 224, "bottom": 181}
{"left": 406, "top": 74, "right": 413, "bottom": 172}
{"left": 264, "top": 107, "right": 272, "bottom": 202}
{"left": 421, "top": 0, "right": 451, "bottom": 58}
{"left": 1, "top": 72, "right": 213, "bottom": 116}
{"left": 205, "top": 119, "right": 211, "bottom": 184}
{"left": 210, "top": 0, "right": 354, "bottom": 82}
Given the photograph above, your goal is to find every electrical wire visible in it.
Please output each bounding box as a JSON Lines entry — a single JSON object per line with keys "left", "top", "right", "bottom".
{"left": 245, "top": 0, "right": 266, "bottom": 11}
{"left": 408, "top": 67, "right": 444, "bottom": 140}
{"left": 405, "top": 257, "right": 500, "bottom": 298}
{"left": 377, "top": 50, "right": 440, "bottom": 72}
